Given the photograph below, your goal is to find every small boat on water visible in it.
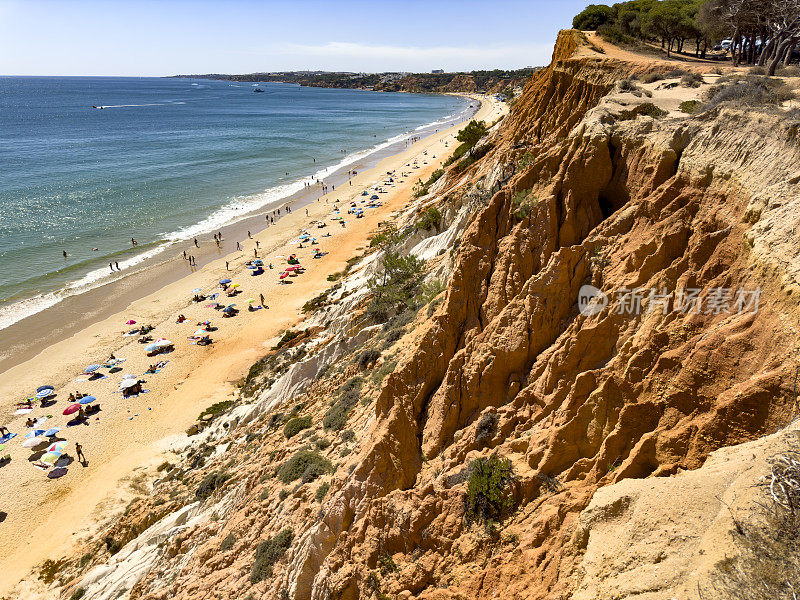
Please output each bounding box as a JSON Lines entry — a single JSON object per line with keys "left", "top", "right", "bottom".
{"left": 253, "top": 88, "right": 265, "bottom": 93}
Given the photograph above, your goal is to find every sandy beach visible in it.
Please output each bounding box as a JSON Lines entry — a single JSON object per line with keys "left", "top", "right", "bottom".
{"left": 0, "top": 94, "right": 506, "bottom": 594}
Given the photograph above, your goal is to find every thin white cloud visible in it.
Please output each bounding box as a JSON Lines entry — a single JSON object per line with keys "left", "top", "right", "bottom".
{"left": 277, "top": 41, "right": 550, "bottom": 70}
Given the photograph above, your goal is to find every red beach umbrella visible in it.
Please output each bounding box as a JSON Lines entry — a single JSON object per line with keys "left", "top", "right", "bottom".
{"left": 63, "top": 403, "right": 81, "bottom": 416}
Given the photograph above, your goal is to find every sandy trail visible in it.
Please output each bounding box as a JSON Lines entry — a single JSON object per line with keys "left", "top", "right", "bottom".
{"left": 0, "top": 95, "right": 506, "bottom": 593}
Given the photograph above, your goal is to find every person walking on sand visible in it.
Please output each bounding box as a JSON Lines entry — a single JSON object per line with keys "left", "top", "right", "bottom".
{"left": 236, "top": 241, "right": 241, "bottom": 251}
{"left": 255, "top": 240, "right": 260, "bottom": 249}
{"left": 109, "top": 262, "right": 114, "bottom": 272}
{"left": 194, "top": 238, "right": 199, "bottom": 248}
{"left": 260, "top": 293, "right": 265, "bottom": 306}
{"left": 247, "top": 231, "right": 251, "bottom": 239}
{"left": 115, "top": 261, "right": 120, "bottom": 270}
{"left": 254, "top": 249, "right": 258, "bottom": 258}
{"left": 226, "top": 261, "right": 229, "bottom": 271}
{"left": 76, "top": 441, "right": 86, "bottom": 465}
{"left": 183, "top": 250, "right": 187, "bottom": 259}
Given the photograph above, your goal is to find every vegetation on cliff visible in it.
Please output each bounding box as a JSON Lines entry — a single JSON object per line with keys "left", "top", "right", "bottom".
{"left": 574, "top": 0, "right": 800, "bottom": 72}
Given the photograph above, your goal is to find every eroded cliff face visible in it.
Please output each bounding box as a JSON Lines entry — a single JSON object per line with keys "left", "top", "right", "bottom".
{"left": 37, "top": 31, "right": 800, "bottom": 600}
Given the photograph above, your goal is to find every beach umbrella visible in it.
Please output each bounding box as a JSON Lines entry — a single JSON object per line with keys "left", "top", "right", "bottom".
{"left": 279, "top": 273, "right": 288, "bottom": 280}
{"left": 193, "top": 329, "right": 207, "bottom": 336}
{"left": 84, "top": 364, "right": 101, "bottom": 373}
{"left": 119, "top": 379, "right": 139, "bottom": 389}
{"left": 154, "top": 339, "right": 173, "bottom": 348}
{"left": 145, "top": 344, "right": 159, "bottom": 353}
{"left": 63, "top": 404, "right": 81, "bottom": 416}
{"left": 254, "top": 259, "right": 264, "bottom": 265}
{"left": 25, "top": 429, "right": 46, "bottom": 439}
{"left": 40, "top": 452, "right": 61, "bottom": 465}
{"left": 22, "top": 437, "right": 44, "bottom": 448}
{"left": 78, "top": 396, "right": 96, "bottom": 405}
{"left": 47, "top": 441, "right": 68, "bottom": 454}
{"left": 219, "top": 279, "right": 231, "bottom": 284}
{"left": 35, "top": 388, "right": 54, "bottom": 399}
{"left": 122, "top": 374, "right": 137, "bottom": 380}
{"left": 191, "top": 287, "right": 202, "bottom": 294}
{"left": 222, "top": 306, "right": 236, "bottom": 314}
{"left": 126, "top": 320, "right": 137, "bottom": 325}
{"left": 36, "top": 385, "right": 54, "bottom": 393}
{"left": 244, "top": 298, "right": 255, "bottom": 304}
{"left": 43, "top": 428, "right": 61, "bottom": 437}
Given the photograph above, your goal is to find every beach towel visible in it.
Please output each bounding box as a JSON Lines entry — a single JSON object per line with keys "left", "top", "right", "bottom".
{"left": 0, "top": 433, "right": 17, "bottom": 443}
{"left": 48, "top": 467, "right": 68, "bottom": 478}
{"left": 13, "top": 408, "right": 33, "bottom": 415}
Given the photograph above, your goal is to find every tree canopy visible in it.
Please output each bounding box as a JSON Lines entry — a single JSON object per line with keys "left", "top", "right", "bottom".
{"left": 573, "top": 0, "right": 800, "bottom": 70}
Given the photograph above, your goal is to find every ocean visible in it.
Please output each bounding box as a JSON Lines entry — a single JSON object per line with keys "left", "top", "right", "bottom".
{"left": 0, "top": 77, "right": 470, "bottom": 330}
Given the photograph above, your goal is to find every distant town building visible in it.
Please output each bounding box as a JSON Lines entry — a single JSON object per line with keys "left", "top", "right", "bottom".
{"left": 431, "top": 69, "right": 444, "bottom": 74}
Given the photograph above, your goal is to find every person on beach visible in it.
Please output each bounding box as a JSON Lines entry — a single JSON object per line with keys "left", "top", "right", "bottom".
{"left": 75, "top": 441, "right": 86, "bottom": 465}
{"left": 236, "top": 242, "right": 241, "bottom": 250}
{"left": 131, "top": 238, "right": 137, "bottom": 246}
{"left": 255, "top": 240, "right": 260, "bottom": 249}
{"left": 247, "top": 231, "right": 251, "bottom": 238}
{"left": 183, "top": 250, "right": 187, "bottom": 259}
{"left": 215, "top": 239, "right": 220, "bottom": 248}
{"left": 63, "top": 250, "right": 67, "bottom": 258}
{"left": 194, "top": 238, "right": 199, "bottom": 248}
{"left": 109, "top": 263, "right": 113, "bottom": 272}
{"left": 115, "top": 261, "right": 120, "bottom": 270}
{"left": 0, "top": 426, "right": 9, "bottom": 437}
{"left": 225, "top": 261, "right": 229, "bottom": 271}
{"left": 254, "top": 249, "right": 258, "bottom": 258}
{"left": 260, "top": 293, "right": 265, "bottom": 306}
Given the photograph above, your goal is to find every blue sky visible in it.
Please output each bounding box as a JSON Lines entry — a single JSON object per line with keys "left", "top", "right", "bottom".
{"left": 0, "top": 0, "right": 593, "bottom": 76}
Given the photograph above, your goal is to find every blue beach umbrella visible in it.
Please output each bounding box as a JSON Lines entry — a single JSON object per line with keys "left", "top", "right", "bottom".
{"left": 84, "top": 364, "right": 101, "bottom": 373}
{"left": 44, "top": 428, "right": 61, "bottom": 437}
{"left": 145, "top": 344, "right": 159, "bottom": 353}
{"left": 219, "top": 279, "right": 232, "bottom": 284}
{"left": 191, "top": 288, "right": 202, "bottom": 294}
{"left": 25, "top": 429, "right": 46, "bottom": 439}
{"left": 78, "top": 396, "right": 96, "bottom": 405}
{"left": 36, "top": 385, "right": 54, "bottom": 393}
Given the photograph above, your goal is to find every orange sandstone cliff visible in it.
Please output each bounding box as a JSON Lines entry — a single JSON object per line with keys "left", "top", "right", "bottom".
{"left": 23, "top": 30, "right": 800, "bottom": 600}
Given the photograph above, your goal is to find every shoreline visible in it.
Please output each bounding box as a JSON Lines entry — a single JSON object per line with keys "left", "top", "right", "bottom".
{"left": 0, "top": 96, "right": 478, "bottom": 373}
{"left": 0, "top": 94, "right": 507, "bottom": 595}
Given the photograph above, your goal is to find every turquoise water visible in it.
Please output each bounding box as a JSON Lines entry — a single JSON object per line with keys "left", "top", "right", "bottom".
{"left": 0, "top": 77, "right": 469, "bottom": 328}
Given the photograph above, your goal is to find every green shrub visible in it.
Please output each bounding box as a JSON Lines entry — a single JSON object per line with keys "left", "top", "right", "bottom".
{"left": 616, "top": 102, "right": 668, "bottom": 120}
{"left": 250, "top": 529, "right": 293, "bottom": 583}
{"left": 277, "top": 450, "right": 332, "bottom": 484}
{"left": 368, "top": 250, "right": 426, "bottom": 322}
{"left": 69, "top": 589, "right": 86, "bottom": 600}
{"left": 278, "top": 489, "right": 289, "bottom": 500}
{"left": 379, "top": 552, "right": 398, "bottom": 574}
{"left": 196, "top": 472, "right": 229, "bottom": 500}
{"left": 357, "top": 349, "right": 381, "bottom": 369}
{"left": 341, "top": 429, "right": 355, "bottom": 442}
{"left": 511, "top": 189, "right": 535, "bottom": 219}
{"left": 464, "top": 455, "right": 517, "bottom": 525}
{"left": 372, "top": 359, "right": 397, "bottom": 385}
{"left": 679, "top": 100, "right": 701, "bottom": 114}
{"left": 273, "top": 329, "right": 301, "bottom": 350}
{"left": 315, "top": 482, "right": 330, "bottom": 502}
{"left": 220, "top": 533, "right": 236, "bottom": 551}
{"left": 680, "top": 72, "right": 704, "bottom": 88}
{"left": 198, "top": 400, "right": 233, "bottom": 421}
{"left": 315, "top": 438, "right": 331, "bottom": 450}
{"left": 323, "top": 377, "right": 364, "bottom": 430}
{"left": 703, "top": 76, "right": 791, "bottom": 111}
{"left": 283, "top": 415, "right": 312, "bottom": 439}
{"left": 415, "top": 206, "right": 442, "bottom": 232}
